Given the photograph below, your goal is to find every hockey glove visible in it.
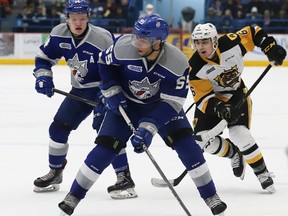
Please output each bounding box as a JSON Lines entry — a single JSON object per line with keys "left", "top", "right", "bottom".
{"left": 214, "top": 101, "right": 242, "bottom": 124}
{"left": 100, "top": 82, "right": 127, "bottom": 115}
{"left": 35, "top": 76, "right": 54, "bottom": 97}
{"left": 130, "top": 119, "right": 158, "bottom": 153}
{"left": 260, "top": 36, "right": 287, "bottom": 66}
{"left": 214, "top": 101, "right": 232, "bottom": 120}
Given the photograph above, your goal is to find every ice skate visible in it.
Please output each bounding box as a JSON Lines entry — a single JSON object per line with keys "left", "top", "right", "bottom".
{"left": 107, "top": 170, "right": 138, "bottom": 199}
{"left": 205, "top": 193, "right": 227, "bottom": 216}
{"left": 33, "top": 160, "right": 66, "bottom": 192}
{"left": 58, "top": 192, "right": 80, "bottom": 216}
{"left": 257, "top": 170, "right": 276, "bottom": 193}
{"left": 229, "top": 140, "right": 246, "bottom": 180}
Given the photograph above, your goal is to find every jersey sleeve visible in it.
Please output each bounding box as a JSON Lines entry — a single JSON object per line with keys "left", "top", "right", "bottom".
{"left": 34, "top": 35, "right": 63, "bottom": 73}
{"left": 235, "top": 25, "right": 268, "bottom": 52}
{"left": 98, "top": 42, "right": 122, "bottom": 85}
{"left": 189, "top": 68, "right": 218, "bottom": 114}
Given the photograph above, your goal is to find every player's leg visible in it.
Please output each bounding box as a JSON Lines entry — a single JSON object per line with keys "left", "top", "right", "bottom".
{"left": 34, "top": 88, "right": 97, "bottom": 192}
{"left": 229, "top": 125, "right": 275, "bottom": 193}
{"left": 92, "top": 95, "right": 137, "bottom": 199}
{"left": 107, "top": 149, "right": 138, "bottom": 199}
{"left": 58, "top": 110, "right": 132, "bottom": 215}
{"left": 203, "top": 136, "right": 246, "bottom": 180}
{"left": 159, "top": 110, "right": 227, "bottom": 215}
{"left": 194, "top": 109, "right": 246, "bottom": 180}
{"left": 228, "top": 97, "right": 275, "bottom": 193}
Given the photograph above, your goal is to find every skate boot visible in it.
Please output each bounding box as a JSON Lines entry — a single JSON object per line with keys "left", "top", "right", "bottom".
{"left": 205, "top": 193, "right": 227, "bottom": 216}
{"left": 228, "top": 139, "right": 246, "bottom": 180}
{"left": 257, "top": 169, "right": 276, "bottom": 193}
{"left": 33, "top": 160, "right": 66, "bottom": 192}
{"left": 107, "top": 170, "right": 138, "bottom": 199}
{"left": 58, "top": 192, "right": 80, "bottom": 216}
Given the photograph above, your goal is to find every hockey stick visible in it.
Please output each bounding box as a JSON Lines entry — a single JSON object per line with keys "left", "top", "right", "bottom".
{"left": 53, "top": 88, "right": 98, "bottom": 107}
{"left": 54, "top": 88, "right": 195, "bottom": 112}
{"left": 54, "top": 87, "right": 221, "bottom": 142}
{"left": 118, "top": 106, "right": 192, "bottom": 216}
{"left": 234, "top": 64, "right": 272, "bottom": 110}
{"left": 151, "top": 64, "right": 272, "bottom": 188}
{"left": 53, "top": 87, "right": 225, "bottom": 145}
{"left": 151, "top": 118, "right": 227, "bottom": 188}
{"left": 53, "top": 87, "right": 220, "bottom": 189}
{"left": 185, "top": 102, "right": 195, "bottom": 114}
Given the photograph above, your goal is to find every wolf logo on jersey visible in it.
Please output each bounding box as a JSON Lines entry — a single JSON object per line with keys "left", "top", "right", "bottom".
{"left": 129, "top": 77, "right": 160, "bottom": 99}
{"left": 214, "top": 65, "right": 240, "bottom": 88}
{"left": 67, "top": 53, "right": 88, "bottom": 82}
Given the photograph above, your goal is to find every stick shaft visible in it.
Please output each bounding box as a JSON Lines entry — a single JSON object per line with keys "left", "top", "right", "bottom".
{"left": 118, "top": 106, "right": 192, "bottom": 216}
{"left": 235, "top": 64, "right": 272, "bottom": 110}
{"left": 151, "top": 64, "right": 273, "bottom": 188}
{"left": 54, "top": 88, "right": 97, "bottom": 107}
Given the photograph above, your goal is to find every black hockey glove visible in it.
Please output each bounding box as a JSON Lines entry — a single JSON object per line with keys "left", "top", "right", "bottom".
{"left": 260, "top": 36, "right": 287, "bottom": 66}
{"left": 214, "top": 101, "right": 242, "bottom": 124}
{"left": 214, "top": 101, "right": 232, "bottom": 120}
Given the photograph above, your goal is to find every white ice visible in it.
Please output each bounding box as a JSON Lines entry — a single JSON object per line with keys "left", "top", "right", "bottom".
{"left": 0, "top": 65, "right": 288, "bottom": 216}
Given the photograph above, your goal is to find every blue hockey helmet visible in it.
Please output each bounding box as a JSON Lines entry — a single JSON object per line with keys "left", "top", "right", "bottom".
{"left": 133, "top": 15, "right": 169, "bottom": 41}
{"left": 65, "top": 0, "right": 90, "bottom": 15}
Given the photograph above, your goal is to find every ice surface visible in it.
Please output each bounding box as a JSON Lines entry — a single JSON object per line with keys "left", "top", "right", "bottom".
{"left": 0, "top": 65, "right": 287, "bottom": 216}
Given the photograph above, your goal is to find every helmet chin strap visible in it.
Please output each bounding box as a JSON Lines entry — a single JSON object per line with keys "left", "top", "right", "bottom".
{"left": 144, "top": 42, "right": 164, "bottom": 60}
{"left": 207, "top": 42, "right": 218, "bottom": 59}
{"left": 207, "top": 50, "right": 216, "bottom": 59}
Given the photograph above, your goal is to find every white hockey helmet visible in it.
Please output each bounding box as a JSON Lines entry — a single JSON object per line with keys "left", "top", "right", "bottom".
{"left": 191, "top": 23, "right": 218, "bottom": 50}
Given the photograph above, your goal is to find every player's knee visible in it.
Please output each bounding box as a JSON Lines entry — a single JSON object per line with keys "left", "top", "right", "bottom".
{"left": 163, "top": 128, "right": 193, "bottom": 149}
{"left": 92, "top": 114, "right": 104, "bottom": 132}
{"left": 94, "top": 135, "right": 125, "bottom": 154}
{"left": 229, "top": 125, "right": 255, "bottom": 151}
{"left": 49, "top": 120, "right": 73, "bottom": 143}
{"left": 202, "top": 136, "right": 221, "bottom": 154}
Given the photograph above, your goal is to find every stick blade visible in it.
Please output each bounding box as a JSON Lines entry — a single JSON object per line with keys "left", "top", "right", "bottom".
{"left": 151, "top": 177, "right": 173, "bottom": 188}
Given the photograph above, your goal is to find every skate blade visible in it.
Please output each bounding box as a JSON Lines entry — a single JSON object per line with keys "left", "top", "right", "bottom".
{"left": 265, "top": 185, "right": 276, "bottom": 194}
{"left": 109, "top": 188, "right": 138, "bottom": 199}
{"left": 151, "top": 177, "right": 173, "bottom": 188}
{"left": 59, "top": 210, "right": 69, "bottom": 216}
{"left": 33, "top": 184, "right": 60, "bottom": 193}
{"left": 216, "top": 212, "right": 225, "bottom": 216}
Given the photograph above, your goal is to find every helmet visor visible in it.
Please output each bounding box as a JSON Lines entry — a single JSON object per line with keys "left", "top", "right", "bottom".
{"left": 131, "top": 34, "right": 157, "bottom": 49}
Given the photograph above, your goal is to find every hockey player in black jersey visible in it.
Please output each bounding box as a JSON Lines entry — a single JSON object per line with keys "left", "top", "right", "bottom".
{"left": 188, "top": 23, "right": 286, "bottom": 193}
{"left": 32, "top": 0, "right": 137, "bottom": 199}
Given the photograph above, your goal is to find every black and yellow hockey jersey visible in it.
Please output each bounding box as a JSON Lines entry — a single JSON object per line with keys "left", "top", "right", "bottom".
{"left": 189, "top": 25, "right": 268, "bottom": 114}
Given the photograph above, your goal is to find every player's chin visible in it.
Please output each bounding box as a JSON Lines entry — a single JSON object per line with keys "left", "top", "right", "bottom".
{"left": 73, "top": 28, "right": 83, "bottom": 35}
{"left": 137, "top": 50, "right": 145, "bottom": 56}
{"left": 199, "top": 52, "right": 208, "bottom": 58}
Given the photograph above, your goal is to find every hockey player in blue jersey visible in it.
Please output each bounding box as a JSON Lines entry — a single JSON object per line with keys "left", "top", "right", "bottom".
{"left": 33, "top": 0, "right": 137, "bottom": 199}
{"left": 58, "top": 15, "right": 227, "bottom": 216}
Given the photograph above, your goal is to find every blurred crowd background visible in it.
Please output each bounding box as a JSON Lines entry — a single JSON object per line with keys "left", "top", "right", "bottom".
{"left": 0, "top": 0, "right": 287, "bottom": 34}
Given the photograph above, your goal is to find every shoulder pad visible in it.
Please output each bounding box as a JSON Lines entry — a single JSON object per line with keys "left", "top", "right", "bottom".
{"left": 86, "top": 24, "right": 114, "bottom": 50}
{"left": 189, "top": 52, "right": 206, "bottom": 75}
{"left": 50, "top": 23, "right": 70, "bottom": 37}
{"left": 218, "top": 34, "right": 241, "bottom": 52}
{"left": 114, "top": 35, "right": 140, "bottom": 60}
{"left": 158, "top": 43, "right": 189, "bottom": 76}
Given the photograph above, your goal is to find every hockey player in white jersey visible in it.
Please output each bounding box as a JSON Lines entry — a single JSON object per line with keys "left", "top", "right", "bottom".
{"left": 33, "top": 0, "right": 137, "bottom": 199}
{"left": 58, "top": 15, "right": 227, "bottom": 216}
{"left": 189, "top": 23, "right": 286, "bottom": 192}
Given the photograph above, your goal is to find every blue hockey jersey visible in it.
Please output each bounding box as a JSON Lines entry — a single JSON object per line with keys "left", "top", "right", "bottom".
{"left": 34, "top": 23, "right": 114, "bottom": 89}
{"left": 98, "top": 34, "right": 190, "bottom": 127}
